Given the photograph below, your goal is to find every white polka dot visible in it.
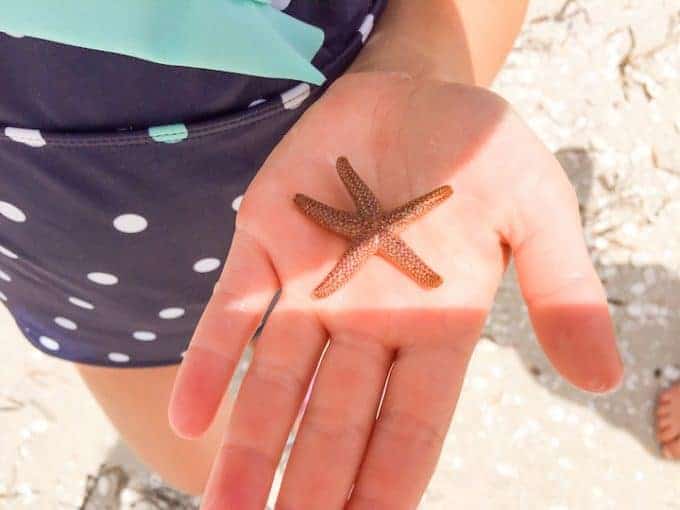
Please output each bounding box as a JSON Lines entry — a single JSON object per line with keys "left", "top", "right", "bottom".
{"left": 0, "top": 291, "right": 6, "bottom": 301}
{"left": 193, "top": 258, "right": 221, "bottom": 273}
{"left": 159, "top": 307, "right": 185, "bottom": 319}
{"left": 358, "top": 14, "right": 375, "bottom": 44}
{"left": 113, "top": 214, "right": 148, "bottom": 234}
{"left": 0, "top": 244, "right": 18, "bottom": 259}
{"left": 133, "top": 331, "right": 156, "bottom": 341}
{"left": 108, "top": 352, "right": 130, "bottom": 363}
{"left": 248, "top": 99, "right": 266, "bottom": 108}
{"left": 3, "top": 32, "right": 25, "bottom": 38}
{"left": 69, "top": 296, "right": 95, "bottom": 310}
{"left": 54, "top": 316, "right": 77, "bottom": 330}
{"left": 270, "top": 0, "right": 291, "bottom": 10}
{"left": 281, "top": 83, "right": 311, "bottom": 110}
{"left": 4, "top": 127, "right": 46, "bottom": 147}
{"left": 0, "top": 201, "right": 27, "bottom": 222}
{"left": 39, "top": 336, "right": 60, "bottom": 351}
{"left": 87, "top": 272, "right": 118, "bottom": 285}
{"left": 180, "top": 350, "right": 187, "bottom": 358}
{"left": 0, "top": 269, "right": 11, "bottom": 282}
{"left": 231, "top": 195, "right": 243, "bottom": 211}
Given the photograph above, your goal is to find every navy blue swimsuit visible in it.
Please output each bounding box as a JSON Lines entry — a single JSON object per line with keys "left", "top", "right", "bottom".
{"left": 0, "top": 1, "right": 386, "bottom": 367}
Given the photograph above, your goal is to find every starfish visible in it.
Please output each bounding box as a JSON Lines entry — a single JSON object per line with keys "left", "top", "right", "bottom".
{"left": 293, "top": 156, "right": 454, "bottom": 299}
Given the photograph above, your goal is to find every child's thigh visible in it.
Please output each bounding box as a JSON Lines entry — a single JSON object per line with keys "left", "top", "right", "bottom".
{"left": 74, "top": 360, "right": 235, "bottom": 496}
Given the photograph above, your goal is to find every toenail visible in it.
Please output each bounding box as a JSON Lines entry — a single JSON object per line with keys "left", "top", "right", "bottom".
{"left": 594, "top": 374, "right": 624, "bottom": 395}
{"left": 663, "top": 446, "right": 673, "bottom": 459}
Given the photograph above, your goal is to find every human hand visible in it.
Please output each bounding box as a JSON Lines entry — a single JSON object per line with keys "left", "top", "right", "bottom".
{"left": 168, "top": 71, "right": 623, "bottom": 509}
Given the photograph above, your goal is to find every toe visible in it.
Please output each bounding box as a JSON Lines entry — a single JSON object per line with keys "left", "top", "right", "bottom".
{"left": 659, "top": 391, "right": 673, "bottom": 404}
{"left": 657, "top": 416, "right": 675, "bottom": 430}
{"left": 656, "top": 402, "right": 671, "bottom": 418}
{"left": 660, "top": 383, "right": 680, "bottom": 401}
{"left": 662, "top": 438, "right": 680, "bottom": 460}
{"left": 657, "top": 425, "right": 680, "bottom": 443}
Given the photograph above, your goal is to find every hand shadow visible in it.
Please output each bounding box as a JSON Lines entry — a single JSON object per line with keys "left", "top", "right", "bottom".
{"left": 484, "top": 146, "right": 677, "bottom": 458}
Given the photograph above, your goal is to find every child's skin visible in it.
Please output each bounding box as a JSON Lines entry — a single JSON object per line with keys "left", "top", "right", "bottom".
{"left": 77, "top": 1, "right": 626, "bottom": 508}
{"left": 657, "top": 385, "right": 680, "bottom": 458}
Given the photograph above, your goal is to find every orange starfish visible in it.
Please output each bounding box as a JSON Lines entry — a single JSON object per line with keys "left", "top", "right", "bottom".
{"left": 293, "top": 156, "right": 454, "bottom": 299}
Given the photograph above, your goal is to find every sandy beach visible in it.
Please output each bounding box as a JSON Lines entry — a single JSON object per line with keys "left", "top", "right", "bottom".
{"left": 1, "top": 1, "right": 680, "bottom": 508}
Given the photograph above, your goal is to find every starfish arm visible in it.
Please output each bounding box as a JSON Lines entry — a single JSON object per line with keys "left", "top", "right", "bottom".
{"left": 377, "top": 232, "right": 443, "bottom": 289}
{"left": 336, "top": 156, "right": 381, "bottom": 219}
{"left": 313, "top": 237, "right": 378, "bottom": 298}
{"left": 384, "top": 185, "right": 453, "bottom": 231}
{"left": 293, "top": 193, "right": 362, "bottom": 238}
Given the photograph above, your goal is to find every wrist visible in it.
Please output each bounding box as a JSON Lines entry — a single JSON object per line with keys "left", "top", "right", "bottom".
{"left": 347, "top": 0, "right": 528, "bottom": 87}
{"left": 347, "top": 34, "right": 457, "bottom": 84}
{"left": 347, "top": 0, "right": 475, "bottom": 85}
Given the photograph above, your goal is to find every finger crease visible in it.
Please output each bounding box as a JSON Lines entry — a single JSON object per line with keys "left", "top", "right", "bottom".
{"left": 184, "top": 343, "right": 240, "bottom": 371}
{"left": 377, "top": 409, "right": 445, "bottom": 450}
{"left": 249, "top": 360, "right": 307, "bottom": 396}
{"left": 303, "top": 410, "right": 373, "bottom": 445}
{"left": 524, "top": 272, "right": 596, "bottom": 307}
{"left": 220, "top": 442, "right": 279, "bottom": 473}
{"left": 329, "top": 336, "right": 392, "bottom": 368}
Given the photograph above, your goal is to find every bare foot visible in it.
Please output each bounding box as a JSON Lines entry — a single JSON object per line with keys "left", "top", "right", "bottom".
{"left": 656, "top": 382, "right": 680, "bottom": 459}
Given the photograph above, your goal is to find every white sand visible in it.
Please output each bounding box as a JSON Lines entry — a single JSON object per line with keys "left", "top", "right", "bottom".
{"left": 1, "top": 1, "right": 680, "bottom": 508}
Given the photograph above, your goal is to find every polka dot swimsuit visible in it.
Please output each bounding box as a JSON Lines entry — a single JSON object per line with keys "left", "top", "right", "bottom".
{"left": 0, "top": 0, "right": 385, "bottom": 367}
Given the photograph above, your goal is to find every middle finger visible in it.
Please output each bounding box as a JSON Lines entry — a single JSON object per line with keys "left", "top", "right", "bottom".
{"left": 276, "top": 331, "right": 393, "bottom": 509}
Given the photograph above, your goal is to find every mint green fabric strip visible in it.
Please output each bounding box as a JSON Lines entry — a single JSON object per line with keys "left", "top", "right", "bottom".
{"left": 1, "top": 0, "right": 326, "bottom": 84}
{"left": 148, "top": 123, "right": 189, "bottom": 143}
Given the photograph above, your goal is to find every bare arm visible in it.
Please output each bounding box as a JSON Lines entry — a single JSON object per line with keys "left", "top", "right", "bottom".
{"left": 349, "top": 0, "right": 530, "bottom": 86}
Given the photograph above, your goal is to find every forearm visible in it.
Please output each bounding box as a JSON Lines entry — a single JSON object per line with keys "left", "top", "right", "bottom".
{"left": 348, "top": 0, "right": 529, "bottom": 86}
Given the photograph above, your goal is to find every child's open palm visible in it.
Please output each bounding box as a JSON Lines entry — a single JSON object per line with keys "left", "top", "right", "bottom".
{"left": 169, "top": 72, "right": 623, "bottom": 509}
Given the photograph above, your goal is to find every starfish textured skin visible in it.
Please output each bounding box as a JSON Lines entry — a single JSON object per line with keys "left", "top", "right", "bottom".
{"left": 293, "top": 156, "right": 454, "bottom": 299}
